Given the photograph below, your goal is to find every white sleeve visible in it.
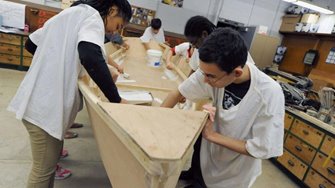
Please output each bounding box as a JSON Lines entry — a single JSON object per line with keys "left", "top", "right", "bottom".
{"left": 158, "top": 28, "right": 165, "bottom": 43}
{"left": 77, "top": 13, "right": 105, "bottom": 46}
{"left": 174, "top": 42, "right": 190, "bottom": 56}
{"left": 245, "top": 84, "right": 285, "bottom": 159}
{"left": 179, "top": 69, "right": 211, "bottom": 102}
{"left": 29, "top": 28, "right": 44, "bottom": 46}
{"left": 189, "top": 49, "right": 199, "bottom": 71}
{"left": 140, "top": 27, "right": 152, "bottom": 43}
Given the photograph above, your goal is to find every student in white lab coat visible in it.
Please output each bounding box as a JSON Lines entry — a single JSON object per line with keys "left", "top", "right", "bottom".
{"left": 162, "top": 28, "right": 285, "bottom": 187}
{"left": 7, "top": 0, "right": 132, "bottom": 187}
{"left": 166, "top": 42, "right": 194, "bottom": 70}
{"left": 140, "top": 18, "right": 165, "bottom": 48}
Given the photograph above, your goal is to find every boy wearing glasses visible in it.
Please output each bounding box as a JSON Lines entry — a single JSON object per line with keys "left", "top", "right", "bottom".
{"left": 162, "top": 28, "right": 285, "bottom": 187}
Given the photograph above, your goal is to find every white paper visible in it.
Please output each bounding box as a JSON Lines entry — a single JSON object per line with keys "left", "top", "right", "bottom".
{"left": 0, "top": 1, "right": 26, "bottom": 29}
{"left": 116, "top": 74, "right": 136, "bottom": 83}
{"left": 119, "top": 90, "right": 153, "bottom": 105}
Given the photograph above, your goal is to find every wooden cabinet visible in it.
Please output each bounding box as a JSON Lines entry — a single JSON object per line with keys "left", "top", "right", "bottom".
{"left": 0, "top": 32, "right": 24, "bottom": 68}
{"left": 285, "top": 134, "right": 316, "bottom": 164}
{"left": 291, "top": 118, "right": 324, "bottom": 148}
{"left": 0, "top": 32, "right": 33, "bottom": 69}
{"left": 277, "top": 149, "right": 308, "bottom": 180}
{"left": 285, "top": 113, "right": 294, "bottom": 130}
{"left": 312, "top": 153, "right": 335, "bottom": 184}
{"left": 0, "top": 54, "right": 20, "bottom": 65}
{"left": 305, "top": 169, "right": 335, "bottom": 188}
{"left": 274, "top": 110, "right": 335, "bottom": 187}
{"left": 321, "top": 135, "right": 335, "bottom": 157}
{"left": 0, "top": 33, "right": 21, "bottom": 45}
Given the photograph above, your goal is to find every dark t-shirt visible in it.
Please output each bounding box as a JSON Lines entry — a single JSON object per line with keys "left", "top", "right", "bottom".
{"left": 223, "top": 80, "right": 251, "bottom": 110}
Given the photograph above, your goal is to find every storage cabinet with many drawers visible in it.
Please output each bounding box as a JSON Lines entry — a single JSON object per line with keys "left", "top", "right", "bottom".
{"left": 274, "top": 108, "right": 335, "bottom": 187}
{"left": 0, "top": 32, "right": 33, "bottom": 69}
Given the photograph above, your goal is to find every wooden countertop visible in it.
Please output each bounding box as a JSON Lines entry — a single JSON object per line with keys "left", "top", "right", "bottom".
{"left": 117, "top": 37, "right": 182, "bottom": 91}
{"left": 286, "top": 107, "right": 335, "bottom": 135}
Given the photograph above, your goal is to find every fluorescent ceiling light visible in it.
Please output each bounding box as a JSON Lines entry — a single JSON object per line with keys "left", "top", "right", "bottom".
{"left": 283, "top": 0, "right": 334, "bottom": 14}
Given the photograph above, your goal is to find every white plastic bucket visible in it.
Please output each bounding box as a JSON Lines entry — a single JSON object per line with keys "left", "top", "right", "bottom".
{"left": 147, "top": 49, "right": 162, "bottom": 67}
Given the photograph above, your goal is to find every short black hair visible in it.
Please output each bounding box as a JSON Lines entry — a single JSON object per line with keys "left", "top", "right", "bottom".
{"left": 199, "top": 28, "right": 248, "bottom": 73}
{"left": 72, "top": 0, "right": 132, "bottom": 22}
{"left": 150, "top": 18, "right": 162, "bottom": 30}
{"left": 184, "top": 16, "right": 215, "bottom": 38}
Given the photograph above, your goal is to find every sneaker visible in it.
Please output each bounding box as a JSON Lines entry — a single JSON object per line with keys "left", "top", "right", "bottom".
{"left": 70, "top": 123, "right": 83, "bottom": 129}
{"left": 64, "top": 131, "right": 78, "bottom": 139}
{"left": 60, "top": 149, "right": 69, "bottom": 159}
{"left": 55, "top": 164, "right": 72, "bottom": 180}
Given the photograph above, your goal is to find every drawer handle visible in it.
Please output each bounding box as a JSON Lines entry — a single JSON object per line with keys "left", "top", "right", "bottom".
{"left": 295, "top": 146, "right": 302, "bottom": 152}
{"left": 327, "top": 167, "right": 335, "bottom": 175}
{"left": 302, "top": 130, "right": 309, "bottom": 135}
{"left": 288, "top": 160, "right": 295, "bottom": 167}
{"left": 7, "top": 48, "right": 13, "bottom": 52}
{"left": 30, "top": 8, "right": 39, "bottom": 15}
{"left": 7, "top": 58, "right": 13, "bottom": 61}
{"left": 319, "top": 184, "right": 326, "bottom": 188}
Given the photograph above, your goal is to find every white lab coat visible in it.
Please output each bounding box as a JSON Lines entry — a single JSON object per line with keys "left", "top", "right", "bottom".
{"left": 179, "top": 61, "right": 285, "bottom": 188}
{"left": 7, "top": 4, "right": 106, "bottom": 140}
{"left": 140, "top": 27, "right": 165, "bottom": 43}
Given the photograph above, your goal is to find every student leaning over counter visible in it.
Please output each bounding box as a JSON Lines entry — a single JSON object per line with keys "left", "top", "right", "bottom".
{"left": 7, "top": 0, "right": 132, "bottom": 187}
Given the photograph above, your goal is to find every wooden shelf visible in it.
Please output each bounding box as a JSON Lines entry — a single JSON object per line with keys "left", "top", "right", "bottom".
{"left": 279, "top": 31, "right": 335, "bottom": 39}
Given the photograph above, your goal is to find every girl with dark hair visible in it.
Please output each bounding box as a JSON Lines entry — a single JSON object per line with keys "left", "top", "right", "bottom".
{"left": 7, "top": 0, "right": 132, "bottom": 187}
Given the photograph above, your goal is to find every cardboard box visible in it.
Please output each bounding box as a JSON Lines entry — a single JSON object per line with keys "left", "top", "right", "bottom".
{"left": 280, "top": 15, "right": 302, "bottom": 32}
{"left": 301, "top": 14, "right": 319, "bottom": 24}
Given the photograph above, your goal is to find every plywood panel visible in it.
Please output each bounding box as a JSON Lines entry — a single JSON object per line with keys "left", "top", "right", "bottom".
{"left": 78, "top": 78, "right": 208, "bottom": 188}
{"left": 119, "top": 38, "right": 183, "bottom": 90}
{"left": 98, "top": 102, "right": 207, "bottom": 160}
{"left": 314, "top": 40, "right": 335, "bottom": 74}
{"left": 279, "top": 35, "right": 318, "bottom": 75}
{"left": 249, "top": 33, "right": 280, "bottom": 69}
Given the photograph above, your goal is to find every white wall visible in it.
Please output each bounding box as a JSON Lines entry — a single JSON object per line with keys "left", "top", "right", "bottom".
{"left": 219, "top": 0, "right": 289, "bottom": 37}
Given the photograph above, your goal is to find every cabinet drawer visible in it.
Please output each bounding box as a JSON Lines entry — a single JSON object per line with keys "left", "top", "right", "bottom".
{"left": 285, "top": 113, "right": 294, "bottom": 130}
{"left": 291, "top": 119, "right": 324, "bottom": 148}
{"left": 312, "top": 152, "right": 335, "bottom": 184}
{"left": 23, "top": 57, "right": 32, "bottom": 67}
{"left": 23, "top": 49, "right": 33, "bottom": 57}
{"left": 0, "top": 43, "right": 21, "bottom": 56}
{"left": 277, "top": 149, "right": 308, "bottom": 180}
{"left": 285, "top": 134, "right": 316, "bottom": 164}
{"left": 0, "top": 33, "right": 21, "bottom": 45}
{"left": 0, "top": 54, "right": 20, "bottom": 65}
{"left": 305, "top": 169, "right": 335, "bottom": 188}
{"left": 321, "top": 135, "right": 335, "bottom": 158}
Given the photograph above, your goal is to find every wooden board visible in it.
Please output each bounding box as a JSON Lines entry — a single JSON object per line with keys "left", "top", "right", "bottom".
{"left": 118, "top": 38, "right": 183, "bottom": 90}
{"left": 98, "top": 102, "right": 207, "bottom": 160}
{"left": 78, "top": 79, "right": 208, "bottom": 188}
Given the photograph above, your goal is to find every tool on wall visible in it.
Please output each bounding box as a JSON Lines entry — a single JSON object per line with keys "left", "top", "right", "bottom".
{"left": 273, "top": 46, "right": 287, "bottom": 65}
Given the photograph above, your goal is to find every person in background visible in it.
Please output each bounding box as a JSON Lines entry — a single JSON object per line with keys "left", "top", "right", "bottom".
{"left": 162, "top": 28, "right": 285, "bottom": 188}
{"left": 165, "top": 42, "right": 193, "bottom": 70}
{"left": 7, "top": 0, "right": 131, "bottom": 187}
{"left": 140, "top": 18, "right": 165, "bottom": 49}
{"left": 105, "top": 32, "right": 130, "bottom": 50}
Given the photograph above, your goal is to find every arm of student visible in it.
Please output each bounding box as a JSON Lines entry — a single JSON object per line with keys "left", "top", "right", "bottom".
{"left": 161, "top": 89, "right": 184, "bottom": 108}
{"left": 107, "top": 55, "right": 124, "bottom": 73}
{"left": 78, "top": 41, "right": 122, "bottom": 103}
{"left": 142, "top": 42, "right": 150, "bottom": 50}
{"left": 166, "top": 50, "right": 175, "bottom": 70}
{"left": 202, "top": 119, "right": 250, "bottom": 156}
{"left": 25, "top": 37, "right": 37, "bottom": 55}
